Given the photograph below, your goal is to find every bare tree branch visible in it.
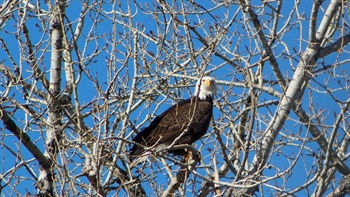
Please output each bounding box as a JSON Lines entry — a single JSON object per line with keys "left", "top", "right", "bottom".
{"left": 0, "top": 0, "right": 349, "bottom": 196}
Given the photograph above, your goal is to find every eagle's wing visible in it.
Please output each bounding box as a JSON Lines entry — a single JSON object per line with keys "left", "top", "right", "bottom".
{"left": 130, "top": 98, "right": 212, "bottom": 156}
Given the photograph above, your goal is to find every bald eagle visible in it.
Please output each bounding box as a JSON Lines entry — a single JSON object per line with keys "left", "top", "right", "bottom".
{"left": 130, "top": 76, "right": 217, "bottom": 165}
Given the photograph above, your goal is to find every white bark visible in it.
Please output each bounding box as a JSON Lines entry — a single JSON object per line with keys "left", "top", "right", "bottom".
{"left": 254, "top": 0, "right": 342, "bottom": 168}
{"left": 37, "top": 1, "right": 65, "bottom": 196}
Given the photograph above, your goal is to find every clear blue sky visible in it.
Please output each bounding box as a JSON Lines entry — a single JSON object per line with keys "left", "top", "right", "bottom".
{"left": 1, "top": 1, "right": 349, "bottom": 196}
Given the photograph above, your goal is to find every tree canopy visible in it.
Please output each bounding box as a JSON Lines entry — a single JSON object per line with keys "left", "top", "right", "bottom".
{"left": 0, "top": 0, "right": 350, "bottom": 196}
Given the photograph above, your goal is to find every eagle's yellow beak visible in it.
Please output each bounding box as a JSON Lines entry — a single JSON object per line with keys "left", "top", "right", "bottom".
{"left": 203, "top": 79, "right": 211, "bottom": 87}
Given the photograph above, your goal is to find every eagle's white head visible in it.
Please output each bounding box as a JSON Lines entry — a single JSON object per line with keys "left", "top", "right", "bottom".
{"left": 194, "top": 76, "right": 217, "bottom": 100}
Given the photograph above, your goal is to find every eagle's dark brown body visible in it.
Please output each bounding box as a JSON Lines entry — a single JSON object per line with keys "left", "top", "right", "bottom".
{"left": 130, "top": 95, "right": 213, "bottom": 157}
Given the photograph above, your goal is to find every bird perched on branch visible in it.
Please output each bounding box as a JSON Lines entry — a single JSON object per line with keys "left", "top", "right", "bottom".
{"left": 129, "top": 76, "right": 217, "bottom": 166}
